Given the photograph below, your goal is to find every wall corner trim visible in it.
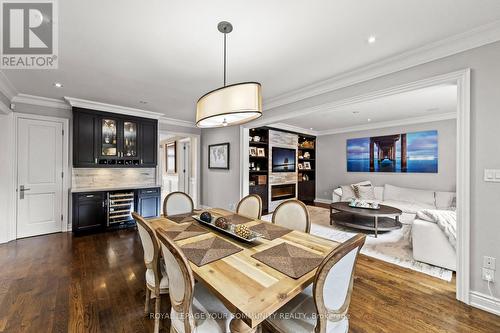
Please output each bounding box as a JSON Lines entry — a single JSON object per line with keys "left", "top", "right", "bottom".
{"left": 65, "top": 96, "right": 164, "bottom": 119}
{"left": 264, "top": 20, "right": 500, "bottom": 110}
{"left": 469, "top": 291, "right": 500, "bottom": 316}
{"left": 314, "top": 198, "right": 332, "bottom": 205}
{"left": 13, "top": 94, "right": 71, "bottom": 110}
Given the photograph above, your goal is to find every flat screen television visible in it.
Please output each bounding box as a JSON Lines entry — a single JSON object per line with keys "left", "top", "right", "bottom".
{"left": 272, "top": 147, "right": 296, "bottom": 172}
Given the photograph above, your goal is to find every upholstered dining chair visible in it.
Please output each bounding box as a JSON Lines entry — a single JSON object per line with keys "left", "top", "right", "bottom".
{"left": 236, "top": 194, "right": 262, "bottom": 219}
{"left": 156, "top": 231, "right": 242, "bottom": 333}
{"left": 163, "top": 191, "right": 194, "bottom": 216}
{"left": 265, "top": 234, "right": 366, "bottom": 333}
{"left": 272, "top": 199, "right": 311, "bottom": 233}
{"left": 132, "top": 212, "right": 169, "bottom": 333}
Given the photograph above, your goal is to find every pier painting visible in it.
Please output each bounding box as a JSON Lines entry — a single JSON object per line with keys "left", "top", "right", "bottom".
{"left": 346, "top": 130, "right": 438, "bottom": 173}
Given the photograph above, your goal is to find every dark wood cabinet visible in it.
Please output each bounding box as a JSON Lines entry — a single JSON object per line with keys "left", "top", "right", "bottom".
{"left": 139, "top": 121, "right": 158, "bottom": 167}
{"left": 298, "top": 180, "right": 315, "bottom": 204}
{"left": 73, "top": 108, "right": 158, "bottom": 168}
{"left": 136, "top": 187, "right": 161, "bottom": 218}
{"left": 249, "top": 184, "right": 268, "bottom": 215}
{"left": 72, "top": 187, "right": 161, "bottom": 234}
{"left": 73, "top": 111, "right": 98, "bottom": 167}
{"left": 72, "top": 192, "right": 106, "bottom": 232}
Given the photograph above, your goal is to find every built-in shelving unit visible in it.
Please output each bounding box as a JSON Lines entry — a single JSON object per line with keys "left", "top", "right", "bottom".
{"left": 298, "top": 135, "right": 316, "bottom": 204}
{"left": 248, "top": 127, "right": 317, "bottom": 212}
{"left": 249, "top": 128, "right": 269, "bottom": 214}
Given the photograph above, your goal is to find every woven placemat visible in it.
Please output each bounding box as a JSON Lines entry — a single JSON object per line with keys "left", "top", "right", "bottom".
{"left": 167, "top": 213, "right": 195, "bottom": 224}
{"left": 159, "top": 223, "right": 209, "bottom": 241}
{"left": 225, "top": 214, "right": 254, "bottom": 225}
{"left": 251, "top": 243, "right": 323, "bottom": 279}
{"left": 249, "top": 223, "right": 292, "bottom": 240}
{"left": 181, "top": 237, "right": 243, "bottom": 267}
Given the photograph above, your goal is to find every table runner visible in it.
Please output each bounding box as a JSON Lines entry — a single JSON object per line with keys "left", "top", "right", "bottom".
{"left": 180, "top": 236, "right": 243, "bottom": 266}
{"left": 249, "top": 223, "right": 292, "bottom": 240}
{"left": 167, "top": 213, "right": 196, "bottom": 224}
{"left": 159, "top": 223, "right": 209, "bottom": 241}
{"left": 251, "top": 242, "right": 323, "bottom": 279}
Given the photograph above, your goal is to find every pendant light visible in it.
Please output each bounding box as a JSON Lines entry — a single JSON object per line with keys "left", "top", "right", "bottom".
{"left": 196, "top": 21, "right": 262, "bottom": 128}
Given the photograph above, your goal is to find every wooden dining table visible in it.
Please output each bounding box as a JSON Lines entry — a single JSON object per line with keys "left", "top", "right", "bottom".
{"left": 146, "top": 208, "right": 339, "bottom": 332}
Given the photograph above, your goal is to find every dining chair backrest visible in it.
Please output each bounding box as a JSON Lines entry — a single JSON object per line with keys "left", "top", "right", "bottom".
{"left": 236, "top": 194, "right": 262, "bottom": 219}
{"left": 157, "top": 231, "right": 196, "bottom": 333}
{"left": 272, "top": 199, "right": 311, "bottom": 233}
{"left": 163, "top": 191, "right": 194, "bottom": 216}
{"left": 132, "top": 212, "right": 161, "bottom": 289}
{"left": 313, "top": 233, "right": 366, "bottom": 333}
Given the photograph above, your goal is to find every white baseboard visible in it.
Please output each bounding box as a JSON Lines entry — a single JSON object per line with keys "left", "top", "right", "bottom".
{"left": 470, "top": 291, "right": 500, "bottom": 316}
{"left": 314, "top": 198, "right": 332, "bottom": 205}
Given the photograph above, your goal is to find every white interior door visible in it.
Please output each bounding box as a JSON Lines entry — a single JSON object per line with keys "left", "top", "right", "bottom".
{"left": 17, "top": 118, "right": 63, "bottom": 238}
{"left": 179, "top": 141, "right": 191, "bottom": 194}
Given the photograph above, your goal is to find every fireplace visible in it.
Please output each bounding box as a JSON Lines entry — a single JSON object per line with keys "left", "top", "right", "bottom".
{"left": 271, "top": 184, "right": 296, "bottom": 201}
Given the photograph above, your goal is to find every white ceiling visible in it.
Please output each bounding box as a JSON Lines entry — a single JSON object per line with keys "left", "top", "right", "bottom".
{"left": 2, "top": 0, "right": 500, "bottom": 122}
{"left": 276, "top": 83, "right": 457, "bottom": 133}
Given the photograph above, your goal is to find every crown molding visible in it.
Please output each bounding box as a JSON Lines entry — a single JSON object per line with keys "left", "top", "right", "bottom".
{"left": 0, "top": 100, "right": 11, "bottom": 114}
{"left": 0, "top": 72, "right": 18, "bottom": 100}
{"left": 12, "top": 94, "right": 70, "bottom": 110}
{"left": 250, "top": 69, "right": 468, "bottom": 129}
{"left": 268, "top": 122, "right": 318, "bottom": 136}
{"left": 316, "top": 112, "right": 457, "bottom": 136}
{"left": 65, "top": 97, "right": 164, "bottom": 119}
{"left": 264, "top": 20, "right": 500, "bottom": 110}
{"left": 159, "top": 116, "right": 196, "bottom": 128}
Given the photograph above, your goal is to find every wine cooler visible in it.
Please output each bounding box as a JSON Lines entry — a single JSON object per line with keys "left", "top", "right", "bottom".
{"left": 107, "top": 191, "right": 135, "bottom": 226}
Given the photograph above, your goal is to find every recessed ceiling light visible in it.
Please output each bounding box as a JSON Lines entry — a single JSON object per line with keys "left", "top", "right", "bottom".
{"left": 309, "top": 127, "right": 313, "bottom": 130}
{"left": 53, "top": 82, "right": 63, "bottom": 88}
{"left": 367, "top": 118, "right": 371, "bottom": 122}
{"left": 367, "top": 35, "right": 377, "bottom": 44}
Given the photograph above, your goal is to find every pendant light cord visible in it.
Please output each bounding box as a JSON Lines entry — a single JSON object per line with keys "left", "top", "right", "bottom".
{"left": 223, "top": 32, "right": 227, "bottom": 87}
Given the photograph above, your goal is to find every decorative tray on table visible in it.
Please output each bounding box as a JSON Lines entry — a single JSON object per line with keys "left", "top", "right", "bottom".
{"left": 192, "top": 213, "right": 262, "bottom": 243}
{"left": 348, "top": 200, "right": 380, "bottom": 210}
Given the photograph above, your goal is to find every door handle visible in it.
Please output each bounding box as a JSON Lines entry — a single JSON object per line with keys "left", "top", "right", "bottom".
{"left": 19, "top": 185, "right": 31, "bottom": 200}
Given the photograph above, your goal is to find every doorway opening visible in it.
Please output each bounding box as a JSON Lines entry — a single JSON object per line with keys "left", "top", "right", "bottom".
{"left": 158, "top": 132, "right": 200, "bottom": 209}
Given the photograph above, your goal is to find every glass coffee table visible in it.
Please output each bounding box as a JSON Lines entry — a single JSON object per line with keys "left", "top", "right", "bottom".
{"left": 330, "top": 202, "right": 402, "bottom": 238}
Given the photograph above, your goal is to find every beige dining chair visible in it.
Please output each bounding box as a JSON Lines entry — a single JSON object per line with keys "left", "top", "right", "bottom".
{"left": 236, "top": 194, "right": 262, "bottom": 219}
{"left": 156, "top": 231, "right": 241, "bottom": 333}
{"left": 163, "top": 191, "right": 194, "bottom": 216}
{"left": 265, "top": 234, "right": 366, "bottom": 333}
{"left": 132, "top": 212, "right": 170, "bottom": 333}
{"left": 272, "top": 199, "right": 311, "bottom": 233}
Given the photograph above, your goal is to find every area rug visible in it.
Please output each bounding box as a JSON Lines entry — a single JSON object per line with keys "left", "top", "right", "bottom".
{"left": 263, "top": 206, "right": 453, "bottom": 281}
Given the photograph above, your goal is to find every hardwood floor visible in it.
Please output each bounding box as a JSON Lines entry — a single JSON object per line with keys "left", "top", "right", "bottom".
{"left": 0, "top": 230, "right": 498, "bottom": 332}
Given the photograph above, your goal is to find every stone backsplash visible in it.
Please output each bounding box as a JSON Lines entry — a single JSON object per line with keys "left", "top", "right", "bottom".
{"left": 72, "top": 168, "right": 157, "bottom": 190}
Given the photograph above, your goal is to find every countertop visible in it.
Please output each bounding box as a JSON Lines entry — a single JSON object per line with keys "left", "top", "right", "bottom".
{"left": 71, "top": 184, "right": 161, "bottom": 193}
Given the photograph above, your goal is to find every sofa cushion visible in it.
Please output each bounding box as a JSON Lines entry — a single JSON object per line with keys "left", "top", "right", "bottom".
{"left": 382, "top": 200, "right": 435, "bottom": 215}
{"left": 352, "top": 184, "right": 375, "bottom": 200}
{"left": 373, "top": 186, "right": 384, "bottom": 201}
{"left": 384, "top": 184, "right": 435, "bottom": 207}
{"left": 340, "top": 185, "right": 356, "bottom": 201}
{"left": 435, "top": 191, "right": 456, "bottom": 210}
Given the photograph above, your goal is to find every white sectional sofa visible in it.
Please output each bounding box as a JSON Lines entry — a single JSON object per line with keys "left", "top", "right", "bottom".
{"left": 332, "top": 184, "right": 457, "bottom": 271}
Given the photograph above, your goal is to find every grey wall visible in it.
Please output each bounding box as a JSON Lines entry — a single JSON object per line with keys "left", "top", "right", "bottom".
{"left": 211, "top": 41, "right": 500, "bottom": 299}
{"left": 316, "top": 119, "right": 457, "bottom": 200}
{"left": 201, "top": 126, "right": 241, "bottom": 210}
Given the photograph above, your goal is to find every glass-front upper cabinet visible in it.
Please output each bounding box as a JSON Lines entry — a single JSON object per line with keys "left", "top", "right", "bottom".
{"left": 122, "top": 121, "right": 138, "bottom": 157}
{"left": 101, "top": 119, "right": 118, "bottom": 156}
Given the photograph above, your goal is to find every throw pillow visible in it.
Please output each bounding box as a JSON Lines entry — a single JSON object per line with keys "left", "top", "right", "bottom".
{"left": 340, "top": 185, "right": 356, "bottom": 201}
{"left": 353, "top": 184, "right": 376, "bottom": 200}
